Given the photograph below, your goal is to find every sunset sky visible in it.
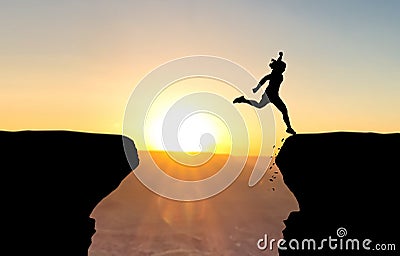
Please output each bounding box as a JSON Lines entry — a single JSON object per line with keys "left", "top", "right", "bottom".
{"left": 1, "top": 0, "right": 399, "bottom": 154}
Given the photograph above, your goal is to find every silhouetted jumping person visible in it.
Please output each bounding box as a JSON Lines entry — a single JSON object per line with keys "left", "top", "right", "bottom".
{"left": 233, "top": 51, "right": 296, "bottom": 135}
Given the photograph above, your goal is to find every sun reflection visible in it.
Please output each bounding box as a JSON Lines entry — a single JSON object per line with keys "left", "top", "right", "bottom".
{"left": 148, "top": 150, "right": 229, "bottom": 181}
{"left": 156, "top": 197, "right": 207, "bottom": 228}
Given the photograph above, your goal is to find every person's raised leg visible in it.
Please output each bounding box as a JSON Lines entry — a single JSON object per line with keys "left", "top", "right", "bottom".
{"left": 233, "top": 93, "right": 269, "bottom": 109}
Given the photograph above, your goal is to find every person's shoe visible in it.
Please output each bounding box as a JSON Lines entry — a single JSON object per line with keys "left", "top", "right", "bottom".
{"left": 233, "top": 96, "right": 245, "bottom": 104}
{"left": 286, "top": 127, "right": 296, "bottom": 135}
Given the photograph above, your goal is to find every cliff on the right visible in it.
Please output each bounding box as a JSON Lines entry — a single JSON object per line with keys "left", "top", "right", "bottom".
{"left": 275, "top": 132, "right": 399, "bottom": 256}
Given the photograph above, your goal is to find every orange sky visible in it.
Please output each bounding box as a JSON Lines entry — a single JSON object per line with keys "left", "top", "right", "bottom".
{"left": 1, "top": 1, "right": 399, "bottom": 153}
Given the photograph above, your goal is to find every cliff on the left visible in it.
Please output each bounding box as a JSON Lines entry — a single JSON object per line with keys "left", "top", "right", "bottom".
{"left": 0, "top": 131, "right": 138, "bottom": 256}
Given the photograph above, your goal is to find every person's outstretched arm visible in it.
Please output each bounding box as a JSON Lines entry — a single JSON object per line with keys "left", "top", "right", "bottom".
{"left": 253, "top": 74, "right": 271, "bottom": 93}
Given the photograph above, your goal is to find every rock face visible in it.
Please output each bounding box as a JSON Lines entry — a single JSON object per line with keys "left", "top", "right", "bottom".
{"left": 276, "top": 132, "right": 399, "bottom": 256}
{"left": 0, "top": 131, "right": 137, "bottom": 256}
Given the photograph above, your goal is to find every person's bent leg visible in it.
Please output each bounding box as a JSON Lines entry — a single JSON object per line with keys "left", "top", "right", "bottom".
{"left": 233, "top": 93, "right": 269, "bottom": 108}
{"left": 248, "top": 93, "right": 269, "bottom": 108}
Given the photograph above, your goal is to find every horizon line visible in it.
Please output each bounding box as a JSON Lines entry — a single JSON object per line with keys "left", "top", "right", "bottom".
{"left": 139, "top": 150, "right": 273, "bottom": 158}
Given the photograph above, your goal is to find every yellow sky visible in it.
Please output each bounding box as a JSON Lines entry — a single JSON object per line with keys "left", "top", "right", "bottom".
{"left": 141, "top": 77, "right": 266, "bottom": 155}
{"left": 1, "top": 1, "right": 399, "bottom": 155}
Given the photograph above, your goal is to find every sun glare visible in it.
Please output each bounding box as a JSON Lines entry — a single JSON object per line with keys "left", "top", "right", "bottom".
{"left": 142, "top": 76, "right": 267, "bottom": 156}
{"left": 178, "top": 112, "right": 230, "bottom": 154}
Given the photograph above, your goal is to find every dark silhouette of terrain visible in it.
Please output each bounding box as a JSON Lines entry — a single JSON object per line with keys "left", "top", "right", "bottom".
{"left": 0, "top": 131, "right": 137, "bottom": 256}
{"left": 276, "top": 132, "right": 399, "bottom": 255}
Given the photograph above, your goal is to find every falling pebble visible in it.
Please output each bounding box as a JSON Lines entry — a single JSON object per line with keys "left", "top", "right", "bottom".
{"left": 269, "top": 166, "right": 273, "bottom": 169}
{"left": 274, "top": 171, "right": 278, "bottom": 174}
{"left": 278, "top": 147, "right": 281, "bottom": 150}
{"left": 272, "top": 188, "right": 275, "bottom": 191}
{"left": 272, "top": 163, "right": 275, "bottom": 165}
{"left": 272, "top": 145, "right": 276, "bottom": 148}
{"left": 272, "top": 176, "right": 276, "bottom": 179}
{"left": 281, "top": 138, "right": 285, "bottom": 142}
{"left": 269, "top": 179, "right": 273, "bottom": 182}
